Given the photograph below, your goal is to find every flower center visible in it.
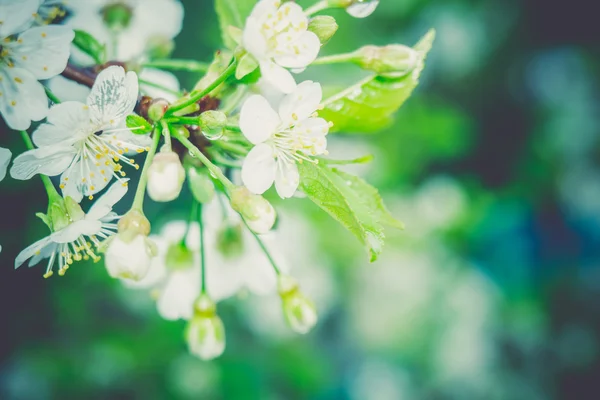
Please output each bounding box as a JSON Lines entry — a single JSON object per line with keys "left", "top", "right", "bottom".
{"left": 102, "top": 2, "right": 134, "bottom": 31}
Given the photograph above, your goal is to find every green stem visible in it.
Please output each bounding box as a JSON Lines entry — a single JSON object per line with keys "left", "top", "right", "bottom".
{"left": 44, "top": 86, "right": 61, "bottom": 104}
{"left": 19, "top": 130, "right": 61, "bottom": 202}
{"left": 160, "top": 120, "right": 172, "bottom": 151}
{"left": 131, "top": 128, "right": 162, "bottom": 211}
{"left": 311, "top": 52, "right": 357, "bottom": 65}
{"left": 215, "top": 140, "right": 249, "bottom": 156}
{"left": 225, "top": 125, "right": 241, "bottom": 133}
{"left": 167, "top": 60, "right": 238, "bottom": 115}
{"left": 142, "top": 59, "right": 210, "bottom": 73}
{"left": 197, "top": 202, "right": 207, "bottom": 293}
{"left": 172, "top": 132, "right": 235, "bottom": 192}
{"left": 165, "top": 116, "right": 199, "bottom": 126}
{"left": 304, "top": 0, "right": 329, "bottom": 15}
{"left": 181, "top": 201, "right": 198, "bottom": 247}
{"left": 139, "top": 79, "right": 183, "bottom": 97}
{"left": 322, "top": 74, "right": 375, "bottom": 107}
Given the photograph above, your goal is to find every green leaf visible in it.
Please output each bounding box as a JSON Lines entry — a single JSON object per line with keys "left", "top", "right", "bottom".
{"left": 320, "top": 29, "right": 436, "bottom": 133}
{"left": 298, "top": 162, "right": 403, "bottom": 262}
{"left": 72, "top": 30, "right": 105, "bottom": 64}
{"left": 126, "top": 114, "right": 153, "bottom": 134}
{"left": 214, "top": 0, "right": 256, "bottom": 49}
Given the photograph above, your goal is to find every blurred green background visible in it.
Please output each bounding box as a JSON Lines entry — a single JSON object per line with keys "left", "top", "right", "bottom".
{"left": 2, "top": 0, "right": 600, "bottom": 398}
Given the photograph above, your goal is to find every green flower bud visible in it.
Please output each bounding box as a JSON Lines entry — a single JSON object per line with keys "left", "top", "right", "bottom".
{"left": 148, "top": 99, "right": 170, "bottom": 122}
{"left": 308, "top": 16, "right": 338, "bottom": 45}
{"left": 187, "top": 167, "right": 215, "bottom": 204}
{"left": 186, "top": 294, "right": 226, "bottom": 360}
{"left": 229, "top": 186, "right": 276, "bottom": 234}
{"left": 102, "top": 3, "right": 133, "bottom": 31}
{"left": 199, "top": 110, "right": 227, "bottom": 141}
{"left": 354, "top": 44, "right": 419, "bottom": 78}
{"left": 165, "top": 242, "right": 194, "bottom": 271}
{"left": 216, "top": 223, "right": 244, "bottom": 259}
{"left": 278, "top": 275, "right": 318, "bottom": 334}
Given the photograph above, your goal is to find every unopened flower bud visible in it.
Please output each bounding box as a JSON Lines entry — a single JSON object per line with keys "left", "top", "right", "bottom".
{"left": 104, "top": 210, "right": 156, "bottom": 281}
{"left": 186, "top": 294, "right": 226, "bottom": 360}
{"left": 354, "top": 45, "right": 419, "bottom": 77}
{"left": 187, "top": 167, "right": 215, "bottom": 204}
{"left": 308, "top": 16, "right": 338, "bottom": 45}
{"left": 147, "top": 151, "right": 186, "bottom": 202}
{"left": 199, "top": 110, "right": 227, "bottom": 140}
{"left": 147, "top": 99, "right": 169, "bottom": 122}
{"left": 216, "top": 223, "right": 244, "bottom": 258}
{"left": 230, "top": 186, "right": 276, "bottom": 234}
{"left": 278, "top": 275, "right": 318, "bottom": 334}
{"left": 102, "top": 3, "right": 133, "bottom": 30}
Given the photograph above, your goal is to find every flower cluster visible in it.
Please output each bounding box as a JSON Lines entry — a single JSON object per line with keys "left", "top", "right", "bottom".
{"left": 0, "top": 0, "right": 428, "bottom": 360}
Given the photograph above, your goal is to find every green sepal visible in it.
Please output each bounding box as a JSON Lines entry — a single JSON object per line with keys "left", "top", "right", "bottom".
{"left": 235, "top": 53, "right": 259, "bottom": 80}
{"left": 64, "top": 196, "right": 85, "bottom": 222}
{"left": 214, "top": 0, "right": 255, "bottom": 49}
{"left": 126, "top": 114, "right": 153, "bottom": 134}
{"left": 35, "top": 212, "right": 53, "bottom": 231}
{"left": 73, "top": 30, "right": 105, "bottom": 65}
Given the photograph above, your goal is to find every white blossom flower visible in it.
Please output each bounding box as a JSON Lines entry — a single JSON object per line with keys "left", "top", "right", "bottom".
{"left": 0, "top": 0, "right": 74, "bottom": 130}
{"left": 243, "top": 0, "right": 321, "bottom": 93}
{"left": 240, "top": 80, "right": 330, "bottom": 198}
{"left": 10, "top": 66, "right": 150, "bottom": 202}
{"left": 130, "top": 198, "right": 285, "bottom": 320}
{"left": 14, "top": 180, "right": 128, "bottom": 278}
{"left": 346, "top": 0, "right": 379, "bottom": 18}
{"left": 65, "top": 0, "right": 184, "bottom": 64}
{"left": 0, "top": 147, "right": 11, "bottom": 181}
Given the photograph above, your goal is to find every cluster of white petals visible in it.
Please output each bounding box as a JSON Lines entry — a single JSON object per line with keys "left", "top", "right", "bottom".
{"left": 10, "top": 66, "right": 149, "bottom": 201}
{"left": 66, "top": 0, "right": 184, "bottom": 64}
{"left": 240, "top": 81, "right": 330, "bottom": 198}
{"left": 0, "top": 0, "right": 73, "bottom": 129}
{"left": 129, "top": 197, "right": 284, "bottom": 320}
{"left": 15, "top": 180, "right": 128, "bottom": 277}
{"left": 243, "top": 0, "right": 321, "bottom": 93}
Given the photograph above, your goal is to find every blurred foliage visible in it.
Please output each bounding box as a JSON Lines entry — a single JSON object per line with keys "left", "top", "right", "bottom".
{"left": 1, "top": 0, "right": 600, "bottom": 399}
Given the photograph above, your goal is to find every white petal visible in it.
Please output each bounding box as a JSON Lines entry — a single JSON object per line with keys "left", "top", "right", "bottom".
{"left": 32, "top": 102, "right": 90, "bottom": 147}
{"left": 249, "top": 0, "right": 279, "bottom": 20}
{"left": 0, "top": 0, "right": 38, "bottom": 37}
{"left": 46, "top": 75, "right": 90, "bottom": 103}
{"left": 239, "top": 94, "right": 281, "bottom": 144}
{"left": 278, "top": 81, "right": 322, "bottom": 125}
{"left": 86, "top": 179, "right": 129, "bottom": 221}
{"left": 157, "top": 268, "right": 200, "bottom": 321}
{"left": 259, "top": 60, "right": 297, "bottom": 94}
{"left": 292, "top": 117, "right": 330, "bottom": 137}
{"left": 139, "top": 68, "right": 180, "bottom": 102}
{"left": 59, "top": 155, "right": 116, "bottom": 202}
{"left": 0, "top": 67, "right": 48, "bottom": 130}
{"left": 273, "top": 32, "right": 321, "bottom": 69}
{"left": 10, "top": 26, "right": 74, "bottom": 80}
{"left": 15, "top": 235, "right": 53, "bottom": 269}
{"left": 241, "top": 143, "right": 277, "bottom": 194}
{"left": 0, "top": 147, "right": 12, "bottom": 181}
{"left": 87, "top": 66, "right": 138, "bottom": 128}
{"left": 274, "top": 159, "right": 299, "bottom": 199}
{"left": 28, "top": 241, "right": 58, "bottom": 268}
{"left": 242, "top": 17, "right": 268, "bottom": 60}
{"left": 10, "top": 145, "right": 77, "bottom": 180}
{"left": 51, "top": 219, "right": 102, "bottom": 243}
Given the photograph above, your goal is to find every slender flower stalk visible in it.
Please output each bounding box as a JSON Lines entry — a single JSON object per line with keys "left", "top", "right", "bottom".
{"left": 141, "top": 59, "right": 210, "bottom": 73}
{"left": 132, "top": 128, "right": 162, "bottom": 211}
{"left": 171, "top": 131, "right": 235, "bottom": 192}
{"left": 18, "top": 131, "right": 61, "bottom": 203}
{"left": 311, "top": 52, "right": 357, "bottom": 65}
{"left": 44, "top": 87, "right": 62, "bottom": 105}
{"left": 304, "top": 0, "right": 329, "bottom": 16}
{"left": 166, "top": 60, "right": 238, "bottom": 115}
{"left": 197, "top": 202, "right": 207, "bottom": 293}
